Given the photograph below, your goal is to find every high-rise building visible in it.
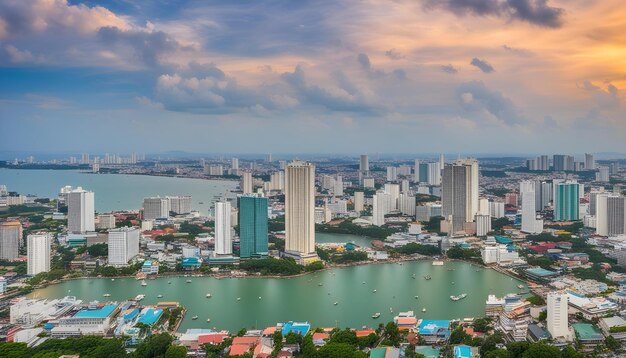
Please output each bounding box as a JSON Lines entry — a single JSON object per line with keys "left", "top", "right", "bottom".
{"left": 386, "top": 166, "right": 398, "bottom": 181}
{"left": 596, "top": 167, "right": 610, "bottom": 182}
{"left": 372, "top": 192, "right": 390, "bottom": 226}
{"left": 67, "top": 187, "right": 95, "bottom": 233}
{"left": 547, "top": 292, "right": 570, "bottom": 339}
{"left": 553, "top": 154, "right": 574, "bottom": 171}
{"left": 384, "top": 183, "right": 400, "bottom": 211}
{"left": 107, "top": 227, "right": 140, "bottom": 267}
{"left": 413, "top": 160, "right": 420, "bottom": 182}
{"left": 269, "top": 171, "right": 285, "bottom": 191}
{"left": 353, "top": 192, "right": 364, "bottom": 213}
{"left": 441, "top": 159, "right": 479, "bottom": 234}
{"left": 284, "top": 161, "right": 318, "bottom": 263}
{"left": 214, "top": 201, "right": 232, "bottom": 256}
{"left": 27, "top": 233, "right": 51, "bottom": 276}
{"left": 239, "top": 194, "right": 268, "bottom": 258}
{"left": 554, "top": 181, "right": 580, "bottom": 221}
{"left": 399, "top": 193, "right": 416, "bottom": 216}
{"left": 143, "top": 197, "right": 170, "bottom": 220}
{"left": 363, "top": 178, "right": 375, "bottom": 189}
{"left": 231, "top": 157, "right": 239, "bottom": 170}
{"left": 359, "top": 155, "right": 369, "bottom": 174}
{"left": 96, "top": 214, "right": 116, "bottom": 229}
{"left": 333, "top": 175, "right": 344, "bottom": 197}
{"left": 585, "top": 153, "right": 595, "bottom": 170}
{"left": 596, "top": 194, "right": 625, "bottom": 237}
{"left": 427, "top": 162, "right": 441, "bottom": 185}
{"left": 241, "top": 171, "right": 253, "bottom": 194}
{"left": 401, "top": 179, "right": 410, "bottom": 194}
{"left": 520, "top": 181, "right": 543, "bottom": 234}
{"left": 418, "top": 163, "right": 429, "bottom": 183}
{"left": 475, "top": 214, "right": 491, "bottom": 236}
{"left": 0, "top": 221, "right": 22, "bottom": 260}
{"left": 167, "top": 196, "right": 192, "bottom": 215}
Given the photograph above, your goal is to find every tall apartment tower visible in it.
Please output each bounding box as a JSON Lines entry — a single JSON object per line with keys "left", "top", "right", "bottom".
{"left": 27, "top": 233, "right": 51, "bottom": 275}
{"left": 441, "top": 159, "right": 479, "bottom": 234}
{"left": 241, "top": 171, "right": 253, "bottom": 194}
{"left": 546, "top": 292, "right": 570, "bottom": 340}
{"left": 585, "top": 153, "right": 596, "bottom": 170}
{"left": 231, "top": 157, "right": 239, "bottom": 170}
{"left": 353, "top": 192, "right": 364, "bottom": 213}
{"left": 214, "top": 201, "right": 233, "bottom": 256}
{"left": 520, "top": 181, "right": 543, "bottom": 234}
{"left": 239, "top": 194, "right": 269, "bottom": 258}
{"left": 372, "top": 192, "right": 390, "bottom": 226}
{"left": 107, "top": 227, "right": 140, "bottom": 267}
{"left": 284, "top": 161, "right": 318, "bottom": 263}
{"left": 0, "top": 221, "right": 22, "bottom": 260}
{"left": 67, "top": 187, "right": 95, "bottom": 233}
{"left": 142, "top": 197, "right": 170, "bottom": 220}
{"left": 359, "top": 155, "right": 369, "bottom": 174}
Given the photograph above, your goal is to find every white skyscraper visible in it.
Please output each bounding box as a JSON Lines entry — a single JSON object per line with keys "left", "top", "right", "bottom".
{"left": 359, "top": 155, "right": 369, "bottom": 173}
{"left": 353, "top": 192, "right": 364, "bottom": 213}
{"left": 475, "top": 214, "right": 491, "bottom": 236}
{"left": 67, "top": 187, "right": 95, "bottom": 233}
{"left": 372, "top": 192, "right": 390, "bottom": 226}
{"left": 585, "top": 153, "right": 595, "bottom": 170}
{"left": 520, "top": 181, "right": 543, "bottom": 234}
{"left": 596, "top": 193, "right": 626, "bottom": 237}
{"left": 399, "top": 193, "right": 416, "bottom": 216}
{"left": 27, "top": 233, "right": 50, "bottom": 276}
{"left": 107, "top": 227, "right": 140, "bottom": 267}
{"left": 384, "top": 183, "right": 400, "bottom": 211}
{"left": 333, "top": 175, "right": 344, "bottom": 197}
{"left": 386, "top": 167, "right": 398, "bottom": 181}
{"left": 241, "top": 171, "right": 253, "bottom": 194}
{"left": 441, "top": 159, "right": 479, "bottom": 234}
{"left": 167, "top": 196, "right": 192, "bottom": 215}
{"left": 547, "top": 292, "right": 570, "bottom": 340}
{"left": 143, "top": 197, "right": 170, "bottom": 220}
{"left": 214, "top": 201, "right": 232, "bottom": 256}
{"left": 231, "top": 157, "right": 239, "bottom": 170}
{"left": 284, "top": 161, "right": 317, "bottom": 263}
{"left": 427, "top": 162, "right": 442, "bottom": 186}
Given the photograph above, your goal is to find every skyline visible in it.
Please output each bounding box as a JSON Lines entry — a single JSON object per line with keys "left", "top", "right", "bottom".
{"left": 2, "top": 0, "right": 626, "bottom": 154}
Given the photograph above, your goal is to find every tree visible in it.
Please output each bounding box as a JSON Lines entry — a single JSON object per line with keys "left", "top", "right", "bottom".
{"left": 506, "top": 341, "right": 529, "bottom": 357}
{"left": 329, "top": 328, "right": 357, "bottom": 347}
{"left": 472, "top": 318, "right": 492, "bottom": 333}
{"left": 87, "top": 243, "right": 109, "bottom": 257}
{"left": 134, "top": 333, "right": 173, "bottom": 358}
{"left": 538, "top": 311, "right": 547, "bottom": 322}
{"left": 382, "top": 322, "right": 400, "bottom": 347}
{"left": 165, "top": 345, "right": 187, "bottom": 358}
{"left": 0, "top": 342, "right": 29, "bottom": 358}
{"left": 605, "top": 335, "right": 621, "bottom": 352}
{"left": 485, "top": 349, "right": 513, "bottom": 358}
{"left": 480, "top": 331, "right": 505, "bottom": 356}
{"left": 449, "top": 326, "right": 470, "bottom": 345}
{"left": 520, "top": 342, "right": 560, "bottom": 358}
{"left": 284, "top": 331, "right": 303, "bottom": 345}
{"left": 317, "top": 343, "right": 366, "bottom": 358}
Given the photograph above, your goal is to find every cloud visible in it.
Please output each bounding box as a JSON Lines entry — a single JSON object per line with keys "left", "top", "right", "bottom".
{"left": 440, "top": 64, "right": 458, "bottom": 74}
{"left": 357, "top": 53, "right": 371, "bottom": 70}
{"left": 98, "top": 26, "right": 185, "bottom": 67}
{"left": 385, "top": 49, "right": 404, "bottom": 60}
{"left": 423, "top": 0, "right": 564, "bottom": 28}
{"left": 502, "top": 44, "right": 532, "bottom": 56}
{"left": 470, "top": 58, "right": 495, "bottom": 73}
{"left": 457, "top": 81, "right": 524, "bottom": 125}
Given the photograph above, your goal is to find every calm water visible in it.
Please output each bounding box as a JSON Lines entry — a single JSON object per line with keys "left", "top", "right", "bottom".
{"left": 0, "top": 169, "right": 237, "bottom": 214}
{"left": 31, "top": 261, "right": 525, "bottom": 331}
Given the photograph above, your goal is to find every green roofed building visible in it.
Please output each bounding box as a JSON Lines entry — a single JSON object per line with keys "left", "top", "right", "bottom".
{"left": 239, "top": 194, "right": 269, "bottom": 259}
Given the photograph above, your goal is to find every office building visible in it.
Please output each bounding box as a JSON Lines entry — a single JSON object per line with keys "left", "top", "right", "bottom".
{"left": 214, "top": 201, "right": 233, "bottom": 256}
{"left": 96, "top": 214, "right": 116, "bottom": 229}
{"left": 554, "top": 181, "right": 580, "bottom": 221}
{"left": 241, "top": 171, "right": 253, "bottom": 194}
{"left": 107, "top": 227, "right": 140, "bottom": 267}
{"left": 27, "top": 233, "right": 51, "bottom": 276}
{"left": 520, "top": 181, "right": 543, "bottom": 234}
{"left": 418, "top": 162, "right": 429, "bottom": 183}
{"left": 284, "top": 161, "right": 317, "bottom": 263}
{"left": 585, "top": 153, "right": 595, "bottom": 170}
{"left": 239, "top": 194, "right": 268, "bottom": 258}
{"left": 143, "top": 197, "right": 170, "bottom": 220}
{"left": 596, "top": 194, "right": 625, "bottom": 237}
{"left": 441, "top": 159, "right": 479, "bottom": 234}
{"left": 416, "top": 202, "right": 442, "bottom": 222}
{"left": 353, "top": 192, "right": 364, "bottom": 213}
{"left": 167, "top": 196, "right": 192, "bottom": 215}
{"left": 547, "top": 292, "right": 570, "bottom": 340}
{"left": 67, "top": 187, "right": 95, "bottom": 233}
{"left": 0, "top": 220, "right": 22, "bottom": 260}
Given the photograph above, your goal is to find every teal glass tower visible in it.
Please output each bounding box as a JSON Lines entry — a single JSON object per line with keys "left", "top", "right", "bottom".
{"left": 554, "top": 182, "right": 580, "bottom": 221}
{"left": 239, "top": 194, "right": 269, "bottom": 258}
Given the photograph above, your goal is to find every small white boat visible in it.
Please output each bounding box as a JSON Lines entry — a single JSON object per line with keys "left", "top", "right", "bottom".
{"left": 135, "top": 294, "right": 145, "bottom": 301}
{"left": 206, "top": 293, "right": 212, "bottom": 298}
{"left": 168, "top": 281, "right": 171, "bottom": 284}
{"left": 258, "top": 296, "right": 262, "bottom": 300}
{"left": 372, "top": 313, "right": 381, "bottom": 319}
{"left": 186, "top": 279, "right": 192, "bottom": 283}
{"left": 422, "top": 308, "right": 426, "bottom": 312}
{"left": 237, "top": 297, "right": 241, "bottom": 301}
{"left": 373, "top": 289, "right": 377, "bottom": 293}
{"left": 111, "top": 278, "right": 115, "bottom": 281}
{"left": 334, "top": 302, "right": 338, "bottom": 305}
{"left": 192, "top": 315, "right": 198, "bottom": 320}
{"left": 414, "top": 296, "right": 419, "bottom": 299}
{"left": 141, "top": 280, "right": 147, "bottom": 287}
{"left": 157, "top": 294, "right": 163, "bottom": 298}
{"left": 362, "top": 281, "right": 366, "bottom": 284}
{"left": 103, "top": 293, "right": 111, "bottom": 297}
{"left": 318, "top": 283, "right": 323, "bottom": 286}
{"left": 207, "top": 318, "right": 211, "bottom": 323}
{"left": 517, "top": 284, "right": 524, "bottom": 289}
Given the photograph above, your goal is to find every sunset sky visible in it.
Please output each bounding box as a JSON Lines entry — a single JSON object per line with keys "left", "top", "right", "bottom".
{"left": 1, "top": 0, "right": 625, "bottom": 155}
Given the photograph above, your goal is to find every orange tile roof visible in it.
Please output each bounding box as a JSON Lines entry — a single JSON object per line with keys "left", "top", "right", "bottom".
{"left": 312, "top": 332, "right": 329, "bottom": 341}
{"left": 232, "top": 336, "right": 260, "bottom": 346}
{"left": 198, "top": 333, "right": 228, "bottom": 345}
{"left": 356, "top": 329, "right": 376, "bottom": 337}
{"left": 262, "top": 326, "right": 278, "bottom": 335}
{"left": 396, "top": 317, "right": 418, "bottom": 325}
{"left": 229, "top": 344, "right": 251, "bottom": 356}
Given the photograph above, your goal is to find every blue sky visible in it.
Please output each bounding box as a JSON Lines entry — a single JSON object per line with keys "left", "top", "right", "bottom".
{"left": 1, "top": 0, "right": 625, "bottom": 154}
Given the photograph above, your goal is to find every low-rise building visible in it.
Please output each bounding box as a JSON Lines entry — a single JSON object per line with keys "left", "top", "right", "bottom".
{"left": 598, "top": 316, "right": 626, "bottom": 341}
{"left": 51, "top": 303, "right": 120, "bottom": 337}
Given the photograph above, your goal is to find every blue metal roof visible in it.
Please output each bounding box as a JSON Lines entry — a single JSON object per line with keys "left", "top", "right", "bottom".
{"left": 74, "top": 304, "right": 117, "bottom": 319}
{"left": 281, "top": 321, "right": 310, "bottom": 336}
{"left": 419, "top": 320, "right": 450, "bottom": 335}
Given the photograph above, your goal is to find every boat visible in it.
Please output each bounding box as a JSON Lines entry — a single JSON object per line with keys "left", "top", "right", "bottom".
{"left": 237, "top": 297, "right": 241, "bottom": 301}
{"left": 447, "top": 268, "right": 455, "bottom": 271}
{"left": 414, "top": 296, "right": 419, "bottom": 299}
{"left": 206, "top": 293, "right": 212, "bottom": 298}
{"left": 421, "top": 308, "right": 426, "bottom": 312}
{"left": 517, "top": 284, "right": 525, "bottom": 289}
{"left": 423, "top": 275, "right": 432, "bottom": 280}
{"left": 103, "top": 293, "right": 111, "bottom": 297}
{"left": 192, "top": 315, "right": 198, "bottom": 320}
{"left": 318, "top": 283, "right": 323, "bottom": 286}
{"left": 372, "top": 313, "right": 381, "bottom": 319}
{"left": 450, "top": 293, "right": 468, "bottom": 301}
{"left": 186, "top": 279, "right": 192, "bottom": 283}
{"left": 373, "top": 289, "right": 377, "bottom": 293}
{"left": 258, "top": 297, "right": 262, "bottom": 300}
{"left": 334, "top": 302, "right": 338, "bottom": 306}
{"left": 111, "top": 278, "right": 115, "bottom": 281}
{"left": 207, "top": 318, "right": 211, "bottom": 322}
{"left": 432, "top": 261, "right": 444, "bottom": 266}
{"left": 141, "top": 280, "right": 147, "bottom": 287}
{"left": 362, "top": 281, "right": 366, "bottom": 284}
{"left": 157, "top": 294, "right": 163, "bottom": 298}
{"left": 168, "top": 281, "right": 171, "bottom": 284}
{"left": 134, "top": 294, "right": 145, "bottom": 301}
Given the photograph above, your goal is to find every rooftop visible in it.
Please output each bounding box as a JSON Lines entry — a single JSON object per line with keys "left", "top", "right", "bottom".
{"left": 573, "top": 323, "right": 603, "bottom": 341}
{"left": 73, "top": 304, "right": 117, "bottom": 319}
{"left": 419, "top": 320, "right": 450, "bottom": 335}
{"left": 280, "top": 321, "right": 310, "bottom": 336}
{"left": 526, "top": 268, "right": 558, "bottom": 277}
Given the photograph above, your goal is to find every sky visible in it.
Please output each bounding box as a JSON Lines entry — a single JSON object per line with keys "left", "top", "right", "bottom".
{"left": 1, "top": 0, "right": 625, "bottom": 155}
